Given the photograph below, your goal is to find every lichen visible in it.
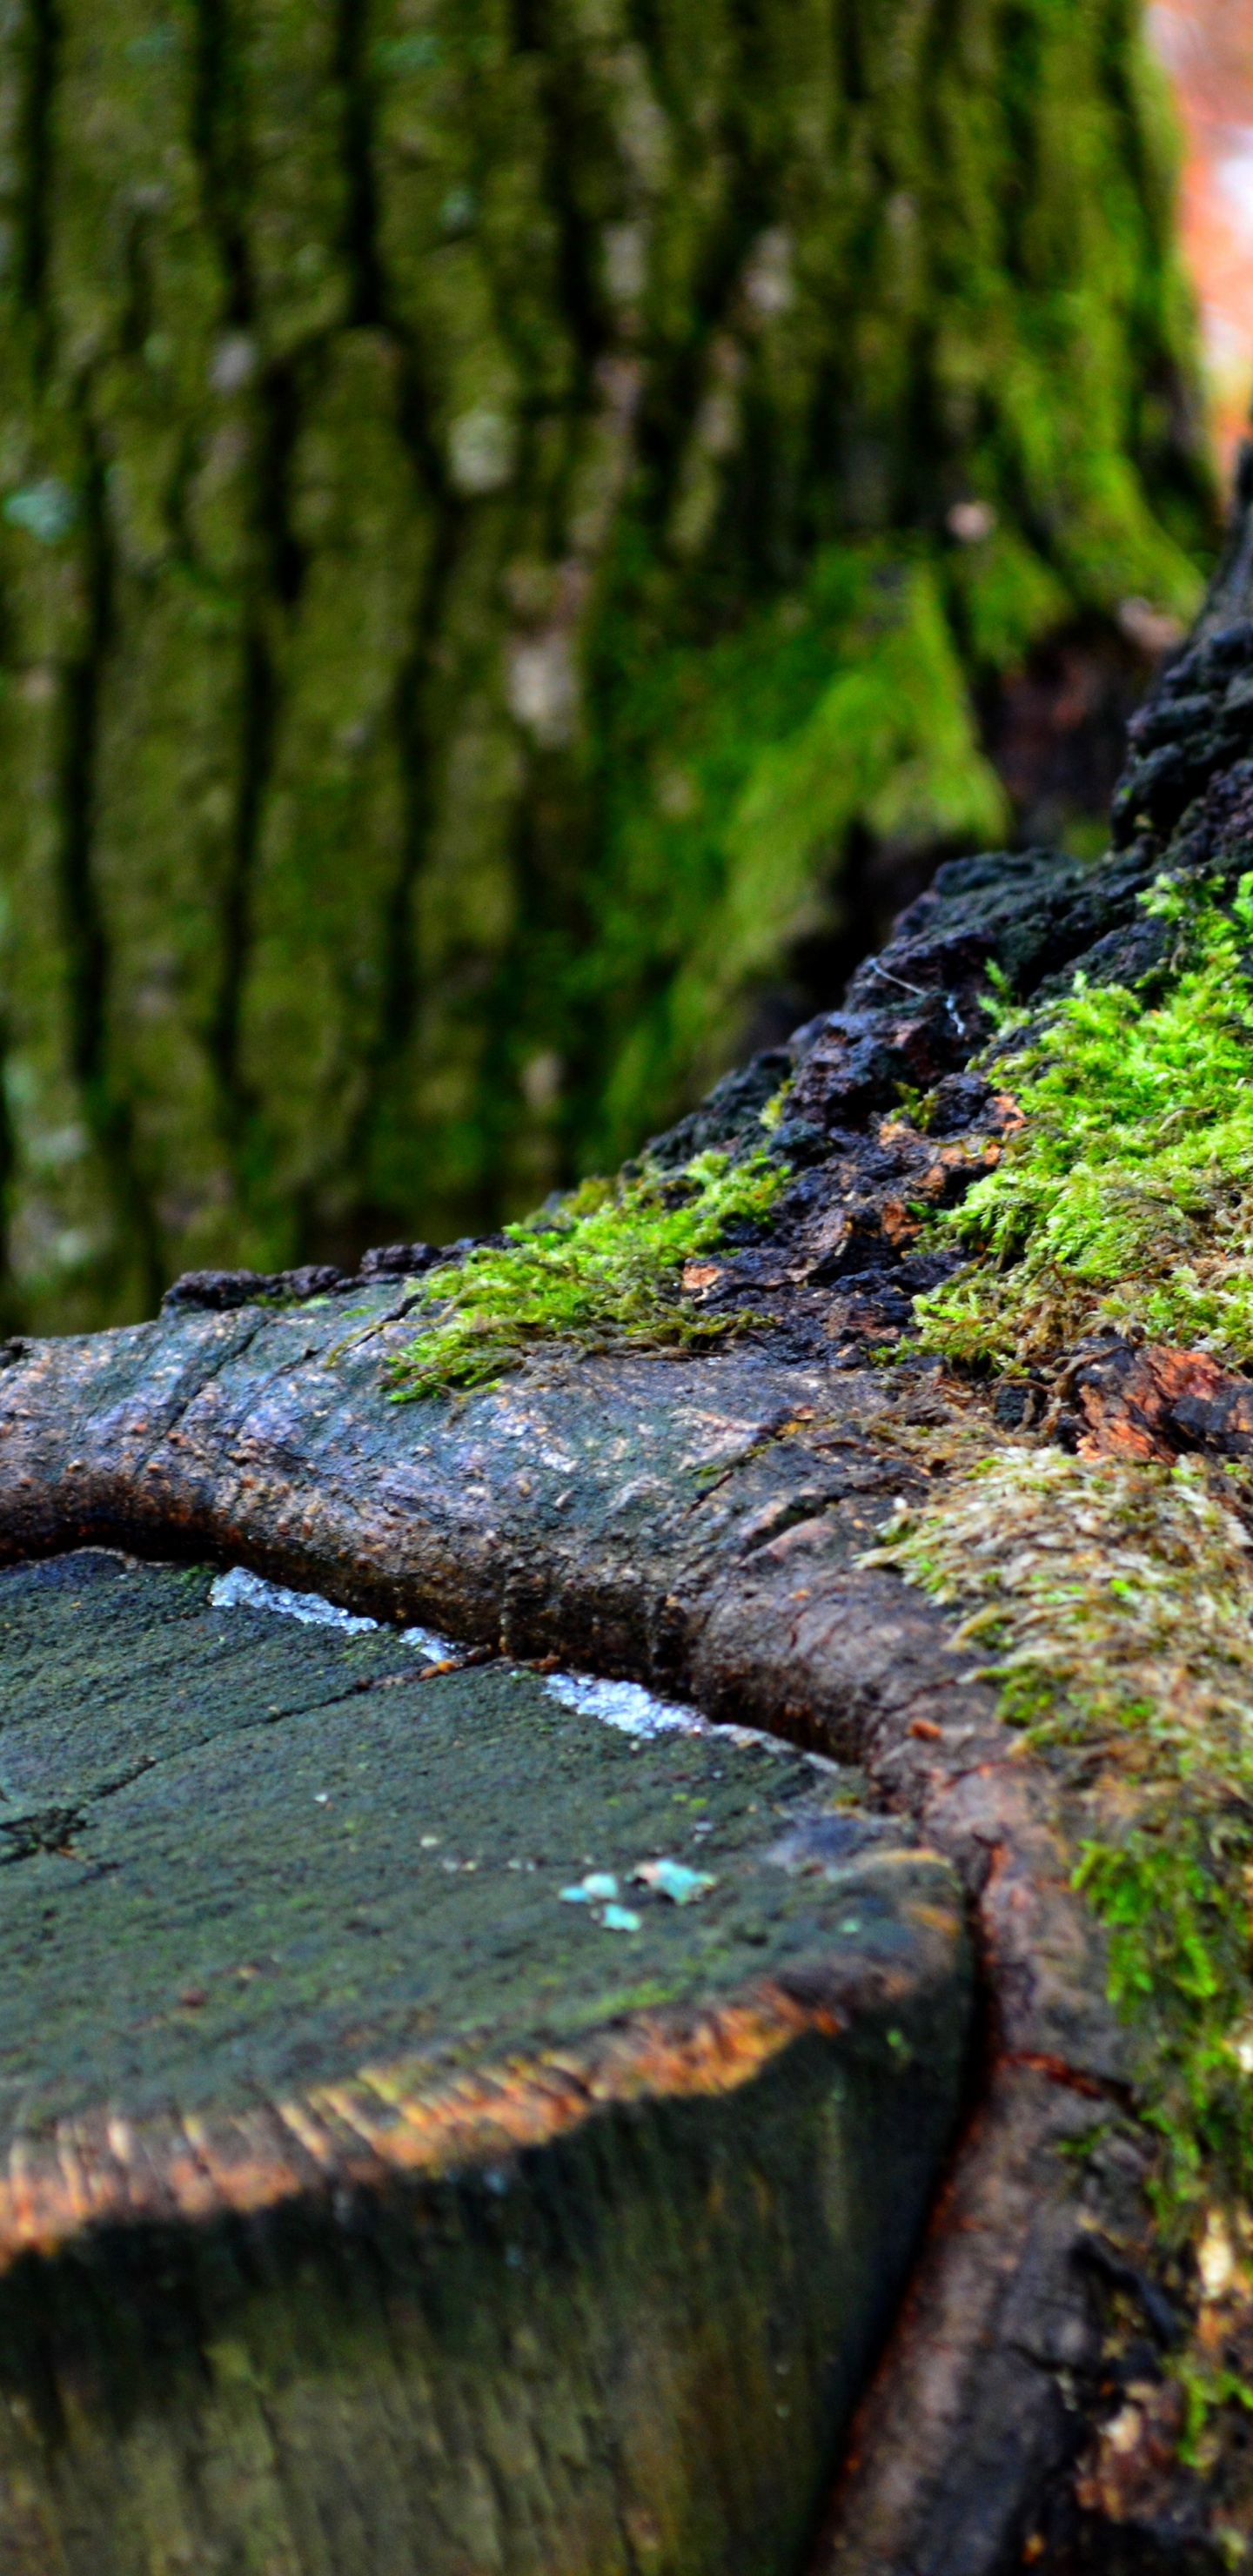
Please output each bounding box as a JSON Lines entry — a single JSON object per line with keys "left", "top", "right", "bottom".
{"left": 915, "top": 875, "right": 1253, "bottom": 1372}
{"left": 388, "top": 1146, "right": 787, "bottom": 1399}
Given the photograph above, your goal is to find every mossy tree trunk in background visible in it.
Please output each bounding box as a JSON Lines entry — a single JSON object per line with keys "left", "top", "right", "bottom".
{"left": 0, "top": 0, "right": 1216, "bottom": 1327}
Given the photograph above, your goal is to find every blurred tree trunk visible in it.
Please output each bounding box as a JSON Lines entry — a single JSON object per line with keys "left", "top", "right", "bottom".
{"left": 0, "top": 0, "right": 1216, "bottom": 1327}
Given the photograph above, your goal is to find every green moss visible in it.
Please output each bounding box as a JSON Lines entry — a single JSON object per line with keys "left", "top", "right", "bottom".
{"left": 760, "top": 1077, "right": 794, "bottom": 1134}
{"left": 587, "top": 547, "right": 1011, "bottom": 1157}
{"left": 944, "top": 523, "right": 1073, "bottom": 677}
{"left": 389, "top": 1145, "right": 788, "bottom": 1399}
{"left": 864, "top": 1446, "right": 1253, "bottom": 2240}
{"left": 916, "top": 876, "right": 1253, "bottom": 1372}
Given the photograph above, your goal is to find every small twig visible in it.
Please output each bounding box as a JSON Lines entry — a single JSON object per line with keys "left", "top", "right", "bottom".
{"left": 864, "top": 958, "right": 930, "bottom": 1001}
{"left": 417, "top": 1646, "right": 501, "bottom": 1680}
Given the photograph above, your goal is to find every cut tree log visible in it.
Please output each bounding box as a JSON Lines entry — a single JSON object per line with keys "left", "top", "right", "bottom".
{"left": 2, "top": 457, "right": 1253, "bottom": 2572}
{"left": 0, "top": 1549, "right": 969, "bottom": 2574}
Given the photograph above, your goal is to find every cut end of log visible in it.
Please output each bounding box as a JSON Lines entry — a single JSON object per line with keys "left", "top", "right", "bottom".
{"left": 0, "top": 1550, "right": 970, "bottom": 2575}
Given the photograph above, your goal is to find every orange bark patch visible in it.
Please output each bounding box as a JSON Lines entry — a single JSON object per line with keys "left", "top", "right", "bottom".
{"left": 1074, "top": 1338, "right": 1253, "bottom": 1462}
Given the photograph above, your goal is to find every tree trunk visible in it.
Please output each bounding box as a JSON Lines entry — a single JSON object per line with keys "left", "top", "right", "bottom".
{"left": 0, "top": 0, "right": 1215, "bottom": 1332}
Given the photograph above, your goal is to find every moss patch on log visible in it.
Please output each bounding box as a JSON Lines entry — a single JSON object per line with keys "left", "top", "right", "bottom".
{"left": 915, "top": 873, "right": 1253, "bottom": 1372}
{"left": 866, "top": 1445, "right": 1253, "bottom": 2457}
{"left": 390, "top": 1144, "right": 788, "bottom": 1397}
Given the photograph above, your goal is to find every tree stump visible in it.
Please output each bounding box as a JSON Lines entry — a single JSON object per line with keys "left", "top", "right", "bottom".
{"left": 0, "top": 1547, "right": 967, "bottom": 2573}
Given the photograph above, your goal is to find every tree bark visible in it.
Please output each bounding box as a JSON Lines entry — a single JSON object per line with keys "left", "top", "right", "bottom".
{"left": 0, "top": 0, "right": 1214, "bottom": 1332}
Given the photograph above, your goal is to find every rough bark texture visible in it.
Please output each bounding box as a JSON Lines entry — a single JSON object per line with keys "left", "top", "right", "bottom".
{"left": 0, "top": 0, "right": 1214, "bottom": 1331}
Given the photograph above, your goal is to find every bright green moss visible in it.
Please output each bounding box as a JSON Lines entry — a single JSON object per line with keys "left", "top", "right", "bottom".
{"left": 389, "top": 1147, "right": 787, "bottom": 1399}
{"left": 944, "top": 524, "right": 1073, "bottom": 677}
{"left": 587, "top": 548, "right": 1011, "bottom": 1158}
{"left": 916, "top": 877, "right": 1253, "bottom": 1371}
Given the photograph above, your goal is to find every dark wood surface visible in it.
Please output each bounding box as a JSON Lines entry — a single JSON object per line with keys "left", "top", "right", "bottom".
{"left": 0, "top": 1547, "right": 968, "bottom": 2574}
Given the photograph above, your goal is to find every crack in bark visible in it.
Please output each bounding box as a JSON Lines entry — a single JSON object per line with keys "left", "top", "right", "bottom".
{"left": 333, "top": 0, "right": 384, "bottom": 331}
{"left": 0, "top": 1648, "right": 442, "bottom": 1872}
{"left": 190, "top": 0, "right": 305, "bottom": 1203}
{"left": 189, "top": 0, "right": 249, "bottom": 329}
{"left": 56, "top": 413, "right": 164, "bottom": 1312}
{"left": 340, "top": 374, "right": 465, "bottom": 1224}
{"left": 13, "top": 0, "right": 57, "bottom": 359}
{"left": 207, "top": 613, "right": 273, "bottom": 1165}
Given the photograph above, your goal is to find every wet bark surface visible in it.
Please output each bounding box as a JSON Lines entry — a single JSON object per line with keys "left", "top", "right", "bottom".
{"left": 1, "top": 456, "right": 1252, "bottom": 2573}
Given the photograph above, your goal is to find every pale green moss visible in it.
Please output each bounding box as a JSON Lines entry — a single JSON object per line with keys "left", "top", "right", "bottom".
{"left": 589, "top": 546, "right": 1012, "bottom": 1158}
{"left": 759, "top": 1077, "right": 794, "bottom": 1134}
{"left": 865, "top": 1446, "right": 1253, "bottom": 2237}
{"left": 945, "top": 524, "right": 1074, "bottom": 676}
{"left": 865, "top": 1441, "right": 1253, "bottom": 2454}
